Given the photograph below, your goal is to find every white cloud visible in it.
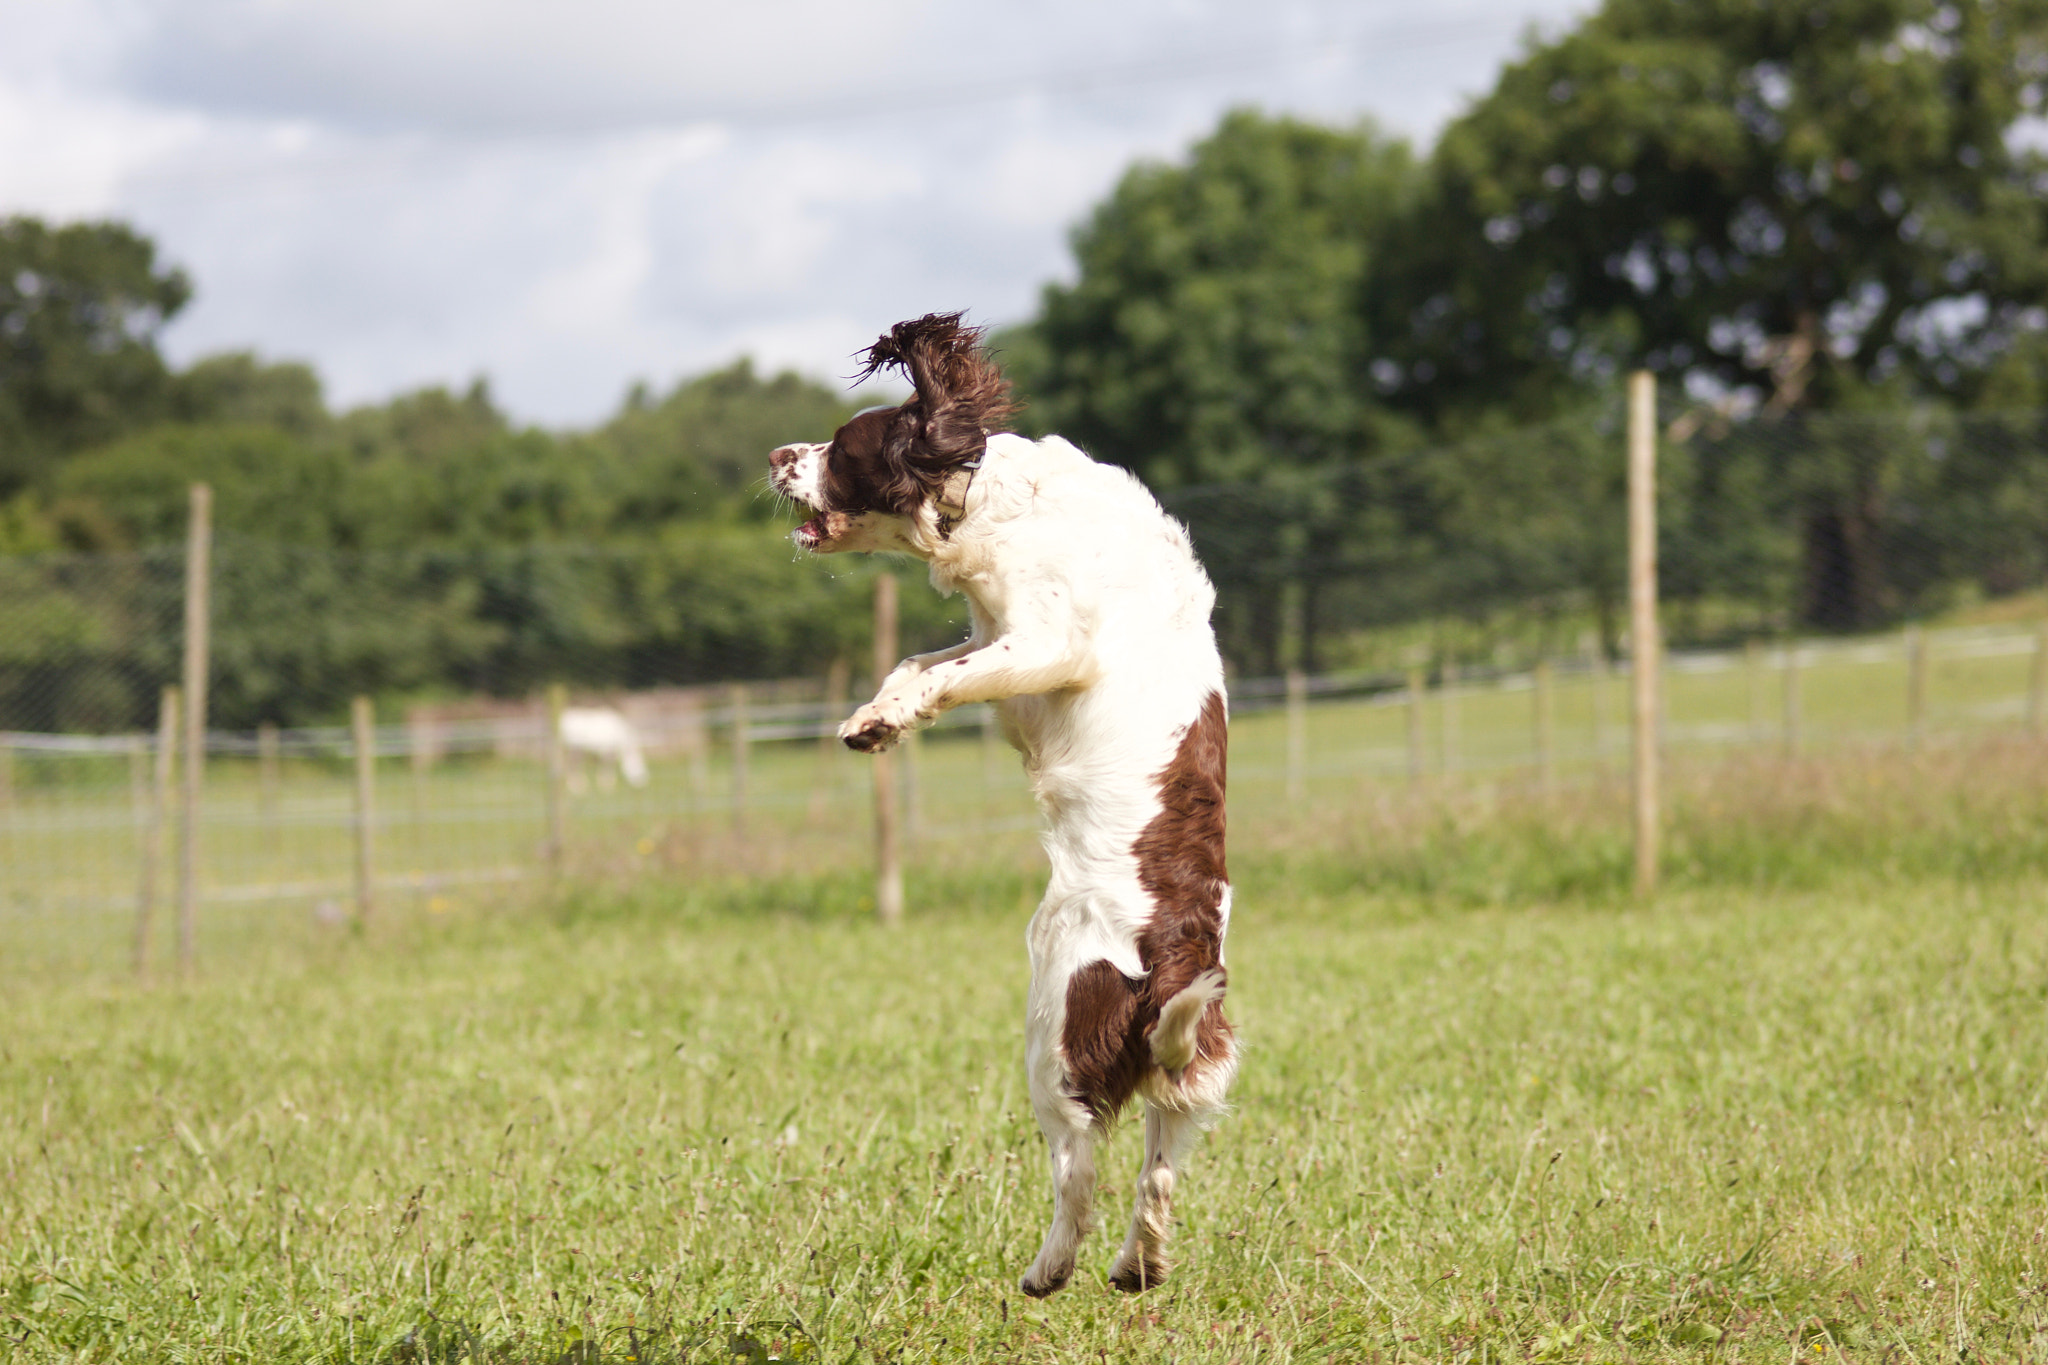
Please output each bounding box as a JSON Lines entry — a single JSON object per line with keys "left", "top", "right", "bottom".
{"left": 0, "top": 0, "right": 1595, "bottom": 425}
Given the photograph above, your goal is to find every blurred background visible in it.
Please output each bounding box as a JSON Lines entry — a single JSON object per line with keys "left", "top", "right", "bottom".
{"left": 9, "top": 0, "right": 2048, "bottom": 968}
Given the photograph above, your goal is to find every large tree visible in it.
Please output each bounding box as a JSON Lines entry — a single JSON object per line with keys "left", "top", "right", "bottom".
{"left": 1005, "top": 110, "right": 1422, "bottom": 670}
{"left": 0, "top": 217, "right": 191, "bottom": 494}
{"left": 1379, "top": 0, "right": 2048, "bottom": 626}
{"left": 1009, "top": 109, "right": 1420, "bottom": 489}
{"left": 1388, "top": 0, "right": 2048, "bottom": 417}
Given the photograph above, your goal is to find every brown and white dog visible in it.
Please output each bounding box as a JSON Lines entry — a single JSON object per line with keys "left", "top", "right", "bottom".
{"left": 768, "top": 313, "right": 1236, "bottom": 1297}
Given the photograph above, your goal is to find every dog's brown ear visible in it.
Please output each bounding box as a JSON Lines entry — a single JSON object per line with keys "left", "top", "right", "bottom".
{"left": 859, "top": 312, "right": 1016, "bottom": 470}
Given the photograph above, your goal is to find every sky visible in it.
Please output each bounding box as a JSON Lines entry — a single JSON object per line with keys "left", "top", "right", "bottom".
{"left": 0, "top": 0, "right": 1592, "bottom": 427}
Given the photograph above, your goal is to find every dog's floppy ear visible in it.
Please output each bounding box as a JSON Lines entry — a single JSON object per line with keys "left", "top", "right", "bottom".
{"left": 859, "top": 312, "right": 1016, "bottom": 474}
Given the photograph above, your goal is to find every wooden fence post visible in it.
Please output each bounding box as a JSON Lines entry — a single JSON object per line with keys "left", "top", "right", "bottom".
{"left": 1405, "top": 667, "right": 1425, "bottom": 788}
{"left": 178, "top": 483, "right": 211, "bottom": 971}
{"left": 2031, "top": 621, "right": 2048, "bottom": 736}
{"left": 1627, "top": 370, "right": 1660, "bottom": 897}
{"left": 257, "top": 721, "right": 280, "bottom": 852}
{"left": 1905, "top": 626, "right": 1927, "bottom": 751}
{"left": 1285, "top": 668, "right": 1308, "bottom": 805}
{"left": 729, "top": 683, "right": 750, "bottom": 840}
{"left": 544, "top": 684, "right": 567, "bottom": 876}
{"left": 0, "top": 731, "right": 11, "bottom": 809}
{"left": 872, "top": 574, "right": 903, "bottom": 925}
{"left": 808, "top": 657, "right": 850, "bottom": 824}
{"left": 1745, "top": 639, "right": 1765, "bottom": 746}
{"left": 1533, "top": 660, "right": 1554, "bottom": 794}
{"left": 1439, "top": 662, "right": 1459, "bottom": 779}
{"left": 135, "top": 686, "right": 178, "bottom": 975}
{"left": 351, "top": 695, "right": 377, "bottom": 923}
{"left": 1782, "top": 643, "right": 1802, "bottom": 758}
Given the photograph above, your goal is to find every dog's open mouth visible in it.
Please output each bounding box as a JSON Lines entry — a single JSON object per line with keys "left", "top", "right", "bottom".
{"left": 792, "top": 514, "right": 830, "bottom": 550}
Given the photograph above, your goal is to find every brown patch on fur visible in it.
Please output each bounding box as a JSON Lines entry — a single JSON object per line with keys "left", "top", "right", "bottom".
{"left": 1062, "top": 962, "right": 1152, "bottom": 1126}
{"left": 817, "top": 312, "right": 1017, "bottom": 519}
{"left": 1062, "top": 692, "right": 1235, "bottom": 1124}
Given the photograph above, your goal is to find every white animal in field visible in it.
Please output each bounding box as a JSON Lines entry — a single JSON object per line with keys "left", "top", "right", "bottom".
{"left": 558, "top": 706, "right": 649, "bottom": 791}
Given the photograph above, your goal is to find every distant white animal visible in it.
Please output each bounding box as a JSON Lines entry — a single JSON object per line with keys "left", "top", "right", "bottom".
{"left": 558, "top": 706, "right": 649, "bottom": 791}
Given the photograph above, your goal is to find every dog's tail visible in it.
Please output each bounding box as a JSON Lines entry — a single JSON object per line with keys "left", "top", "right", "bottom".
{"left": 1149, "top": 969, "right": 1227, "bottom": 1075}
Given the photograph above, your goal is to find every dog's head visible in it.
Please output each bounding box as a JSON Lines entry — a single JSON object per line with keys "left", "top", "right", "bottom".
{"left": 769, "top": 312, "right": 1014, "bottom": 555}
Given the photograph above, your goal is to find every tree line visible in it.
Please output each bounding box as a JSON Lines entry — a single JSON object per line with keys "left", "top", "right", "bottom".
{"left": 8, "top": 0, "right": 2048, "bottom": 725}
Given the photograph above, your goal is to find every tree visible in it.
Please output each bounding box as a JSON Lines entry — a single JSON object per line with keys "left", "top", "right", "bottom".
{"left": 593, "top": 359, "right": 859, "bottom": 525}
{"left": 1380, "top": 0, "right": 2048, "bottom": 626}
{"left": 1012, "top": 110, "right": 1419, "bottom": 489}
{"left": 0, "top": 217, "right": 191, "bottom": 493}
{"left": 1006, "top": 110, "right": 1422, "bottom": 670}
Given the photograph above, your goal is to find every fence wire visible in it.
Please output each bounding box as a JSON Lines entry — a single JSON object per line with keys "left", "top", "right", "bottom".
{"left": 7, "top": 406, "right": 2048, "bottom": 970}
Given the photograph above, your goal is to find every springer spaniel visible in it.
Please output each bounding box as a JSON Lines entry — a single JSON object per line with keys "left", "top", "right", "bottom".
{"left": 768, "top": 313, "right": 1236, "bottom": 1297}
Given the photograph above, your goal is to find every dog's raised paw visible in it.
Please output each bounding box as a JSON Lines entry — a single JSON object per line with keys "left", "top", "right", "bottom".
{"left": 838, "top": 707, "right": 903, "bottom": 753}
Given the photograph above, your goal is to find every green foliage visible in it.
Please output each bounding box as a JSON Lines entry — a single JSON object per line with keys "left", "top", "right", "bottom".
{"left": 1009, "top": 109, "right": 1421, "bottom": 489}
{"left": 598, "top": 359, "right": 861, "bottom": 523}
{"left": 0, "top": 216, "right": 191, "bottom": 493}
{"left": 1387, "top": 0, "right": 2048, "bottom": 422}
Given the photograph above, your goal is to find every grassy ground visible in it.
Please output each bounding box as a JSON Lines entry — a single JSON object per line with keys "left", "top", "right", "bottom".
{"left": 8, "top": 742, "right": 2048, "bottom": 1362}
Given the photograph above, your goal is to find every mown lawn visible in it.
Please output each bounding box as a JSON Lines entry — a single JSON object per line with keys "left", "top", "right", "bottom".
{"left": 7, "top": 806, "right": 2048, "bottom": 1362}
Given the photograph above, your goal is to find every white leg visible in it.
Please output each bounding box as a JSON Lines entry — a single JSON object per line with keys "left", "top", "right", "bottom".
{"left": 1108, "top": 1102, "right": 1200, "bottom": 1292}
{"left": 1020, "top": 1073, "right": 1098, "bottom": 1297}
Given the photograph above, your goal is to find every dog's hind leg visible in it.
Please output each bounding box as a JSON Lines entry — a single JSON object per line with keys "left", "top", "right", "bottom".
{"left": 1020, "top": 1081, "right": 1097, "bottom": 1298}
{"left": 1108, "top": 1102, "right": 1199, "bottom": 1293}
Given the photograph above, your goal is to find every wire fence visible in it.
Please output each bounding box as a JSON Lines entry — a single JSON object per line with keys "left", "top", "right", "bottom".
{"left": 7, "top": 617, "right": 2047, "bottom": 972}
{"left": 9, "top": 402, "right": 2048, "bottom": 970}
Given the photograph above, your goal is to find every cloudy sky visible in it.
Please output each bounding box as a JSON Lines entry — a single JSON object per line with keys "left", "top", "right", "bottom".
{"left": 2, "top": 0, "right": 1590, "bottom": 426}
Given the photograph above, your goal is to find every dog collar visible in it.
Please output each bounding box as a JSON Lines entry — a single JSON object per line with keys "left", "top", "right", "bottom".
{"left": 934, "top": 455, "right": 982, "bottom": 540}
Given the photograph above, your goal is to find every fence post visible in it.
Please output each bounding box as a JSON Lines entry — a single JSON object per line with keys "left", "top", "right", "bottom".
{"left": 872, "top": 574, "right": 904, "bottom": 926}
{"left": 1533, "top": 660, "right": 1554, "bottom": 795}
{"left": 1905, "top": 625, "right": 1927, "bottom": 751}
{"left": 1439, "top": 662, "right": 1459, "bottom": 779}
{"left": 178, "top": 482, "right": 212, "bottom": 971}
{"left": 1405, "top": 667, "right": 1425, "bottom": 787}
{"left": 2031, "top": 620, "right": 2048, "bottom": 736}
{"left": 1627, "top": 370, "right": 1660, "bottom": 898}
{"left": 544, "top": 684, "right": 567, "bottom": 876}
{"left": 351, "top": 695, "right": 376, "bottom": 924}
{"left": 257, "top": 721, "right": 280, "bottom": 853}
{"left": 1782, "top": 642, "right": 1802, "bottom": 758}
{"left": 1745, "top": 639, "right": 1765, "bottom": 746}
{"left": 729, "top": 683, "right": 750, "bottom": 840}
{"left": 808, "top": 656, "right": 850, "bottom": 825}
{"left": 135, "top": 686, "right": 178, "bottom": 975}
{"left": 1285, "top": 668, "right": 1308, "bottom": 805}
{"left": 0, "top": 731, "right": 11, "bottom": 809}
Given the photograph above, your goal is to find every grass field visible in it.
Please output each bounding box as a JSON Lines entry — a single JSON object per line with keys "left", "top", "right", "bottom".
{"left": 8, "top": 734, "right": 2048, "bottom": 1362}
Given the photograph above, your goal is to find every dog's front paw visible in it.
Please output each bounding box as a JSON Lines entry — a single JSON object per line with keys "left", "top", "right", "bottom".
{"left": 839, "top": 701, "right": 911, "bottom": 753}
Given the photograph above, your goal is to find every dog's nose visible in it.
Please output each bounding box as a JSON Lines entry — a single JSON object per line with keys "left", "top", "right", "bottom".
{"left": 769, "top": 444, "right": 801, "bottom": 472}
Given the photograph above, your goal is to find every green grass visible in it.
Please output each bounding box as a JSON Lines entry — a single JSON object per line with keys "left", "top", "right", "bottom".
{"left": 8, "top": 784, "right": 2048, "bottom": 1361}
